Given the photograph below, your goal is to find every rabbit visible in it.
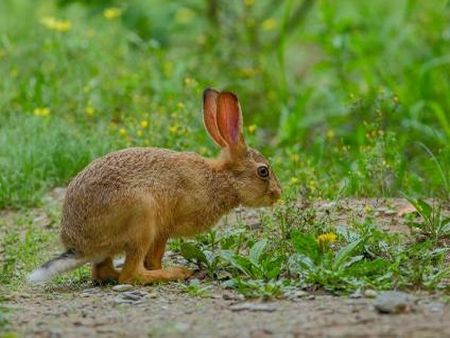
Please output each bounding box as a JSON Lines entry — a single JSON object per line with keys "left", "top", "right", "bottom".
{"left": 28, "top": 89, "right": 282, "bottom": 285}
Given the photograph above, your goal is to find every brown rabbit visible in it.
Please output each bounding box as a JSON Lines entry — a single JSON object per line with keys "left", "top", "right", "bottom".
{"left": 28, "top": 89, "right": 282, "bottom": 285}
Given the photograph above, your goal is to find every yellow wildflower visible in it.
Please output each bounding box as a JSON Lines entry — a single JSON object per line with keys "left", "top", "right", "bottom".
{"left": 34, "top": 107, "right": 50, "bottom": 117}
{"left": 262, "top": 18, "right": 277, "bottom": 31}
{"left": 40, "top": 17, "right": 72, "bottom": 32}
{"left": 290, "top": 153, "right": 300, "bottom": 162}
{"left": 290, "top": 177, "right": 299, "bottom": 185}
{"left": 85, "top": 105, "right": 95, "bottom": 116}
{"left": 199, "top": 147, "right": 209, "bottom": 155}
{"left": 140, "top": 120, "right": 149, "bottom": 129}
{"left": 316, "top": 233, "right": 337, "bottom": 248}
{"left": 244, "top": 0, "right": 255, "bottom": 6}
{"left": 177, "top": 102, "right": 185, "bottom": 109}
{"left": 175, "top": 7, "right": 195, "bottom": 24}
{"left": 9, "top": 69, "right": 18, "bottom": 78}
{"left": 248, "top": 124, "right": 257, "bottom": 134}
{"left": 184, "top": 77, "right": 198, "bottom": 87}
{"left": 119, "top": 128, "right": 127, "bottom": 136}
{"left": 240, "top": 67, "right": 258, "bottom": 78}
{"left": 326, "top": 129, "right": 335, "bottom": 139}
{"left": 103, "top": 8, "right": 122, "bottom": 20}
{"left": 169, "top": 125, "right": 178, "bottom": 134}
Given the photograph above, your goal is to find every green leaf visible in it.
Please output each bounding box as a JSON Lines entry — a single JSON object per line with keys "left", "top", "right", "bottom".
{"left": 440, "top": 218, "right": 450, "bottom": 236}
{"left": 249, "top": 239, "right": 268, "bottom": 265}
{"left": 333, "top": 239, "right": 362, "bottom": 270}
{"left": 291, "top": 230, "right": 320, "bottom": 263}
{"left": 180, "top": 241, "right": 207, "bottom": 265}
{"left": 416, "top": 199, "right": 433, "bottom": 220}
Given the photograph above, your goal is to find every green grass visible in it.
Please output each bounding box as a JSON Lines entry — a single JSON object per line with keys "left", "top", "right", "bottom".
{"left": 0, "top": 0, "right": 449, "bottom": 299}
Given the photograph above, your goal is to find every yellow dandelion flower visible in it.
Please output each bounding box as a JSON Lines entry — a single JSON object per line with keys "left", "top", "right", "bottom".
{"left": 85, "top": 106, "right": 95, "bottom": 116}
{"left": 240, "top": 67, "right": 258, "bottom": 78}
{"left": 169, "top": 125, "right": 178, "bottom": 134}
{"left": 290, "top": 153, "right": 300, "bottom": 162}
{"left": 40, "top": 17, "right": 72, "bottom": 32}
{"left": 140, "top": 120, "right": 149, "bottom": 129}
{"left": 316, "top": 233, "right": 337, "bottom": 248}
{"left": 290, "top": 177, "right": 299, "bottom": 185}
{"left": 9, "top": 69, "right": 18, "bottom": 78}
{"left": 175, "top": 7, "right": 195, "bottom": 24}
{"left": 103, "top": 7, "right": 122, "bottom": 20}
{"left": 34, "top": 107, "right": 50, "bottom": 117}
{"left": 262, "top": 18, "right": 277, "bottom": 31}
{"left": 184, "top": 77, "right": 198, "bottom": 87}
{"left": 199, "top": 147, "right": 209, "bottom": 155}
{"left": 326, "top": 129, "right": 335, "bottom": 139}
{"left": 248, "top": 124, "right": 257, "bottom": 134}
{"left": 196, "top": 34, "right": 206, "bottom": 45}
{"left": 119, "top": 128, "right": 127, "bottom": 136}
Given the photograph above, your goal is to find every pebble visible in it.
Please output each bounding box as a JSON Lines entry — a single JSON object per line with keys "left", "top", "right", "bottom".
{"left": 374, "top": 291, "right": 416, "bottom": 314}
{"left": 112, "top": 284, "right": 133, "bottom": 292}
{"left": 425, "top": 302, "right": 445, "bottom": 314}
{"left": 285, "top": 290, "right": 309, "bottom": 300}
{"left": 364, "top": 289, "right": 378, "bottom": 298}
{"left": 114, "top": 291, "right": 147, "bottom": 305}
{"left": 223, "top": 292, "right": 245, "bottom": 301}
{"left": 349, "top": 291, "right": 363, "bottom": 299}
{"left": 229, "top": 302, "right": 277, "bottom": 312}
{"left": 80, "top": 288, "right": 99, "bottom": 297}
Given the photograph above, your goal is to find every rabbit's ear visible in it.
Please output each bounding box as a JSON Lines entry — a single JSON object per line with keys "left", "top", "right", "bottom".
{"left": 203, "top": 88, "right": 227, "bottom": 148}
{"left": 217, "top": 91, "right": 246, "bottom": 153}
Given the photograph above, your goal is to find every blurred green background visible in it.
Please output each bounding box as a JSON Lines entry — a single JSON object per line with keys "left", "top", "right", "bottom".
{"left": 0, "top": 0, "right": 449, "bottom": 208}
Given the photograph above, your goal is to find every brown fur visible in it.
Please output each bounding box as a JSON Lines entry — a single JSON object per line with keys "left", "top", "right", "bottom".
{"left": 54, "top": 89, "right": 282, "bottom": 284}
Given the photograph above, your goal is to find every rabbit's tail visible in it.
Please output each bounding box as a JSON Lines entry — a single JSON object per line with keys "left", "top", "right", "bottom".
{"left": 27, "top": 249, "right": 87, "bottom": 284}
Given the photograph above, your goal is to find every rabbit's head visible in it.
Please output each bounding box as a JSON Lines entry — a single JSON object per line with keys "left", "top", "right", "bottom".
{"left": 203, "top": 88, "right": 282, "bottom": 207}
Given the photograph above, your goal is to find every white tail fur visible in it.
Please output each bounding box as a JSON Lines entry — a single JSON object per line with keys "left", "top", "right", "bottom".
{"left": 27, "top": 250, "right": 87, "bottom": 284}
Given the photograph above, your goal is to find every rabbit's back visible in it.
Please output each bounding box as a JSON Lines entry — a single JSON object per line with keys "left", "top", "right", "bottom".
{"left": 60, "top": 147, "right": 204, "bottom": 254}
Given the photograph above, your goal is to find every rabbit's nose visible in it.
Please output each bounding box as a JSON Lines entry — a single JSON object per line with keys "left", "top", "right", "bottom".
{"left": 269, "top": 187, "right": 281, "bottom": 201}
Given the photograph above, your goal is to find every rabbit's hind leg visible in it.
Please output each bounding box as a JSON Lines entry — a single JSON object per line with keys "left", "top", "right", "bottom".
{"left": 92, "top": 257, "right": 120, "bottom": 284}
{"left": 119, "top": 245, "right": 192, "bottom": 285}
{"left": 144, "top": 235, "right": 168, "bottom": 270}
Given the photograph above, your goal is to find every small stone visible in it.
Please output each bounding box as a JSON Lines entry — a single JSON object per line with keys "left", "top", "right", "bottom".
{"left": 374, "top": 291, "right": 416, "bottom": 314}
{"left": 426, "top": 302, "right": 445, "bottom": 314}
{"left": 306, "top": 295, "right": 315, "bottom": 300}
{"left": 349, "top": 291, "right": 363, "bottom": 299}
{"left": 229, "top": 302, "right": 277, "bottom": 312}
{"left": 285, "top": 290, "right": 308, "bottom": 300}
{"left": 364, "top": 289, "right": 378, "bottom": 298}
{"left": 112, "top": 284, "right": 133, "bottom": 292}
{"left": 223, "top": 292, "right": 245, "bottom": 301}
{"left": 33, "top": 214, "right": 51, "bottom": 227}
{"left": 113, "top": 291, "right": 147, "bottom": 304}
{"left": 122, "top": 291, "right": 146, "bottom": 300}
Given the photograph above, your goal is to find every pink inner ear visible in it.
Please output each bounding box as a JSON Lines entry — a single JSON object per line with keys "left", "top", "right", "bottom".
{"left": 203, "top": 89, "right": 227, "bottom": 147}
{"left": 217, "top": 92, "right": 243, "bottom": 146}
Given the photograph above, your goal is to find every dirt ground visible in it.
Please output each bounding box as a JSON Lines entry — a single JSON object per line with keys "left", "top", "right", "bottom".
{"left": 3, "top": 284, "right": 450, "bottom": 338}
{"left": 2, "top": 195, "right": 450, "bottom": 338}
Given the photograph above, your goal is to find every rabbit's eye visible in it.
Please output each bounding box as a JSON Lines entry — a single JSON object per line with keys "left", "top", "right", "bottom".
{"left": 257, "top": 165, "right": 270, "bottom": 179}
